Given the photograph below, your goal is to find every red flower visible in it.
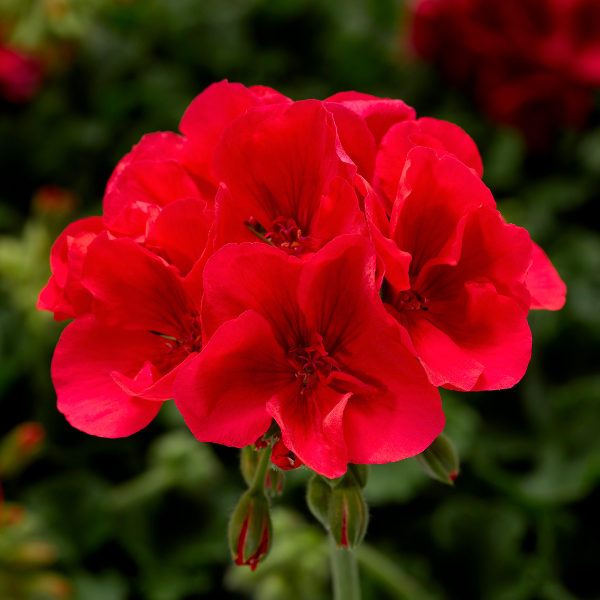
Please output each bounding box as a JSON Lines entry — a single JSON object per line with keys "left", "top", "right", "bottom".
{"left": 373, "top": 115, "right": 566, "bottom": 311}
{"left": 410, "top": 0, "right": 600, "bottom": 146}
{"left": 0, "top": 44, "right": 43, "bottom": 103}
{"left": 51, "top": 234, "right": 204, "bottom": 437}
{"left": 367, "top": 147, "right": 534, "bottom": 391}
{"left": 174, "top": 235, "right": 443, "bottom": 479}
{"left": 212, "top": 100, "right": 368, "bottom": 259}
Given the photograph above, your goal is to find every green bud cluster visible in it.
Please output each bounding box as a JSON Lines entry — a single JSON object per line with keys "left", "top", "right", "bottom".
{"left": 306, "top": 464, "right": 369, "bottom": 549}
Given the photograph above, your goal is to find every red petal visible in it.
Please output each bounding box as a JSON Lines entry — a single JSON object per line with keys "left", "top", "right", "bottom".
{"left": 201, "top": 243, "right": 304, "bottom": 346}
{"left": 83, "top": 234, "right": 195, "bottom": 338}
{"left": 415, "top": 206, "right": 531, "bottom": 314}
{"left": 325, "top": 102, "right": 376, "bottom": 181}
{"left": 297, "top": 235, "right": 377, "bottom": 353}
{"left": 527, "top": 243, "right": 566, "bottom": 310}
{"left": 147, "top": 197, "right": 214, "bottom": 276}
{"left": 248, "top": 85, "right": 293, "bottom": 105}
{"left": 37, "top": 217, "right": 105, "bottom": 320}
{"left": 391, "top": 148, "right": 495, "bottom": 276}
{"left": 325, "top": 91, "right": 416, "bottom": 145}
{"left": 52, "top": 315, "right": 165, "bottom": 437}
{"left": 270, "top": 439, "right": 304, "bottom": 470}
{"left": 267, "top": 382, "right": 351, "bottom": 479}
{"left": 173, "top": 311, "right": 288, "bottom": 447}
{"left": 309, "top": 177, "right": 368, "bottom": 245}
{"left": 404, "top": 282, "right": 531, "bottom": 391}
{"left": 103, "top": 160, "right": 200, "bottom": 236}
{"left": 179, "top": 80, "right": 266, "bottom": 183}
{"left": 376, "top": 117, "right": 483, "bottom": 212}
{"left": 213, "top": 101, "right": 349, "bottom": 243}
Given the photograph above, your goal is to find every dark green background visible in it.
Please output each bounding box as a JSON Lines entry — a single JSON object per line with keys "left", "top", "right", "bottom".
{"left": 2, "top": 1, "right": 599, "bottom": 599}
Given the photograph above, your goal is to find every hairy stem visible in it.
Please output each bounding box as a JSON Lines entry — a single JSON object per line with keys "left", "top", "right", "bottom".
{"left": 329, "top": 534, "right": 361, "bottom": 600}
{"left": 249, "top": 446, "right": 272, "bottom": 494}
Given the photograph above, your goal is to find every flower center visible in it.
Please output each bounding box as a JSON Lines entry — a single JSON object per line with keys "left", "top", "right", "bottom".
{"left": 287, "top": 334, "right": 340, "bottom": 392}
{"left": 246, "top": 216, "right": 320, "bottom": 256}
{"left": 151, "top": 313, "right": 203, "bottom": 367}
{"left": 396, "top": 288, "right": 429, "bottom": 311}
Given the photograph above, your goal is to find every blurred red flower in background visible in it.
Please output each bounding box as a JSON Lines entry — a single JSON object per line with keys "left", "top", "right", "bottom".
{"left": 410, "top": 0, "right": 600, "bottom": 147}
{"left": 0, "top": 43, "right": 43, "bottom": 103}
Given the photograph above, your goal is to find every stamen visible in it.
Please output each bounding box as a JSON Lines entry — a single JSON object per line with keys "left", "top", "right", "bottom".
{"left": 288, "top": 341, "right": 340, "bottom": 392}
{"left": 396, "top": 289, "right": 429, "bottom": 311}
{"left": 246, "top": 215, "right": 320, "bottom": 256}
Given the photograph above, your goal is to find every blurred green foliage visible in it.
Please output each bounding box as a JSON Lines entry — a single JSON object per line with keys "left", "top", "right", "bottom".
{"left": 2, "top": 0, "right": 600, "bottom": 599}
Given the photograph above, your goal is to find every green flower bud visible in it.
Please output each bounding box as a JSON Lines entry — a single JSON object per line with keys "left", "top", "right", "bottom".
{"left": 0, "top": 422, "right": 45, "bottom": 478}
{"left": 306, "top": 474, "right": 332, "bottom": 528}
{"left": 240, "top": 445, "right": 260, "bottom": 487}
{"left": 417, "top": 432, "right": 460, "bottom": 485}
{"left": 228, "top": 490, "right": 272, "bottom": 571}
{"left": 328, "top": 477, "right": 369, "bottom": 549}
{"left": 265, "top": 467, "right": 284, "bottom": 496}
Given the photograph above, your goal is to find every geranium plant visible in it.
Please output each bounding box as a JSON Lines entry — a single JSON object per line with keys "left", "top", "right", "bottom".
{"left": 38, "top": 81, "right": 566, "bottom": 599}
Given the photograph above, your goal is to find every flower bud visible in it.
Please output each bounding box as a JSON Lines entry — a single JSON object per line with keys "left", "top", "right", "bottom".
{"left": 416, "top": 432, "right": 460, "bottom": 485}
{"left": 306, "top": 474, "right": 331, "bottom": 528}
{"left": 228, "top": 491, "right": 272, "bottom": 571}
{"left": 270, "top": 439, "right": 303, "bottom": 470}
{"left": 0, "top": 422, "right": 45, "bottom": 479}
{"left": 328, "top": 478, "right": 369, "bottom": 549}
{"left": 240, "top": 445, "right": 260, "bottom": 487}
{"left": 265, "top": 468, "right": 284, "bottom": 496}
{"left": 32, "top": 185, "right": 76, "bottom": 216}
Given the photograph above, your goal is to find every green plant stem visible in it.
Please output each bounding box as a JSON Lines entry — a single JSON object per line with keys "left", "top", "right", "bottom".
{"left": 249, "top": 446, "right": 272, "bottom": 494}
{"left": 329, "top": 534, "right": 361, "bottom": 600}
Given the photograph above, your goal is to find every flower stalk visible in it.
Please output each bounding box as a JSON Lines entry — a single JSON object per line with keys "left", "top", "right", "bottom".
{"left": 329, "top": 533, "right": 361, "bottom": 600}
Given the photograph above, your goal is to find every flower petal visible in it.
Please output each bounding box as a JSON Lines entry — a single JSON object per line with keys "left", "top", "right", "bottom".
{"left": 325, "top": 91, "right": 416, "bottom": 145}
{"left": 527, "top": 243, "right": 566, "bottom": 310}
{"left": 391, "top": 148, "right": 495, "bottom": 276}
{"left": 213, "top": 101, "right": 349, "bottom": 242}
{"left": 267, "top": 382, "right": 351, "bottom": 479}
{"left": 83, "top": 234, "right": 194, "bottom": 337}
{"left": 147, "top": 197, "right": 214, "bottom": 277}
{"left": 200, "top": 243, "right": 305, "bottom": 347}
{"left": 52, "top": 315, "right": 165, "bottom": 437}
{"left": 173, "top": 310, "right": 288, "bottom": 447}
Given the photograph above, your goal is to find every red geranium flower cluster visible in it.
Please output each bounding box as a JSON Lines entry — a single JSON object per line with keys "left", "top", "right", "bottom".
{"left": 0, "top": 43, "right": 43, "bottom": 103}
{"left": 409, "top": 0, "right": 600, "bottom": 147}
{"left": 39, "top": 81, "right": 566, "bottom": 478}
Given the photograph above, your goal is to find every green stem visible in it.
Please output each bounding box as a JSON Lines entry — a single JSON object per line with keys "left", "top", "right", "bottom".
{"left": 249, "top": 446, "right": 272, "bottom": 494}
{"left": 329, "top": 534, "right": 361, "bottom": 600}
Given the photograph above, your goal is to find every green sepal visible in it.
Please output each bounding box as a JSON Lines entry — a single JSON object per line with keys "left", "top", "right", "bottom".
{"left": 306, "top": 473, "right": 332, "bottom": 528}
{"left": 240, "top": 445, "right": 259, "bottom": 487}
{"left": 416, "top": 432, "right": 460, "bottom": 485}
